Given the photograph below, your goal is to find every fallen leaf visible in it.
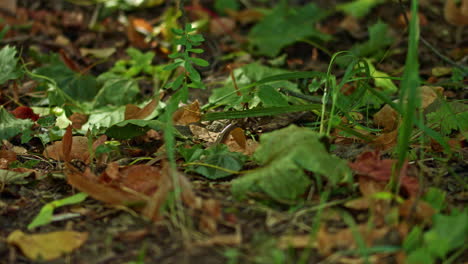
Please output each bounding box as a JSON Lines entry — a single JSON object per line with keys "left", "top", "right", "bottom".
{"left": 348, "top": 151, "right": 419, "bottom": 197}
{"left": 399, "top": 198, "right": 436, "bottom": 225}
{"left": 125, "top": 98, "right": 159, "bottom": 120}
{"left": 69, "top": 113, "right": 88, "bottom": 129}
{"left": 44, "top": 136, "right": 89, "bottom": 162}
{"left": 372, "top": 129, "right": 398, "bottom": 150}
{"left": 79, "top": 47, "right": 116, "bottom": 59}
{"left": 7, "top": 230, "right": 88, "bottom": 261}
{"left": 11, "top": 106, "right": 39, "bottom": 121}
{"left": 173, "top": 100, "right": 201, "bottom": 125}
{"left": 210, "top": 17, "right": 236, "bottom": 36}
{"left": 278, "top": 235, "right": 317, "bottom": 249}
{"left": 444, "top": 0, "right": 468, "bottom": 26}
{"left": 317, "top": 224, "right": 390, "bottom": 256}
{"left": 420, "top": 85, "right": 443, "bottom": 109}
{"left": 374, "top": 104, "right": 399, "bottom": 132}
{"left": 127, "top": 17, "right": 152, "bottom": 49}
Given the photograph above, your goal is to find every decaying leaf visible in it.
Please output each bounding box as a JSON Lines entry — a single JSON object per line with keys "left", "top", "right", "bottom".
{"left": 7, "top": 230, "right": 88, "bottom": 261}
{"left": 61, "top": 126, "right": 221, "bottom": 229}
{"left": 348, "top": 151, "right": 419, "bottom": 197}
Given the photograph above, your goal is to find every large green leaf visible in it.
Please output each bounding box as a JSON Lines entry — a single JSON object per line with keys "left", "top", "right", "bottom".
{"left": 248, "top": 3, "right": 330, "bottom": 57}
{"left": 0, "top": 45, "right": 21, "bottom": 84}
{"left": 426, "top": 101, "right": 468, "bottom": 137}
{"left": 105, "top": 119, "right": 166, "bottom": 139}
{"left": 186, "top": 145, "right": 246, "bottom": 179}
{"left": 350, "top": 21, "right": 394, "bottom": 59}
{"left": 34, "top": 56, "right": 99, "bottom": 102}
{"left": 232, "top": 125, "right": 351, "bottom": 203}
{"left": 0, "top": 107, "right": 34, "bottom": 142}
{"left": 94, "top": 74, "right": 140, "bottom": 107}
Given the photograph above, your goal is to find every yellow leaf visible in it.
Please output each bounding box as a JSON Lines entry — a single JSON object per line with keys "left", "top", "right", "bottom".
{"left": 7, "top": 230, "right": 88, "bottom": 261}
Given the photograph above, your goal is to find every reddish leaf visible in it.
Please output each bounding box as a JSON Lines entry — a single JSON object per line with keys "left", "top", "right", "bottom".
{"left": 11, "top": 106, "right": 39, "bottom": 121}
{"left": 348, "top": 151, "right": 419, "bottom": 197}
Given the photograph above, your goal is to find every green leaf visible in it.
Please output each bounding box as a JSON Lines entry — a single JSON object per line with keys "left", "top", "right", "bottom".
{"left": 257, "top": 85, "right": 289, "bottom": 107}
{"left": 34, "top": 55, "right": 99, "bottom": 102}
{"left": 233, "top": 162, "right": 311, "bottom": 203}
{"left": 0, "top": 169, "right": 33, "bottom": 185}
{"left": 0, "top": 45, "right": 21, "bottom": 84}
{"left": 184, "top": 61, "right": 201, "bottom": 82}
{"left": 28, "top": 193, "right": 88, "bottom": 230}
{"left": 190, "top": 57, "right": 209, "bottom": 67}
{"left": 187, "top": 145, "right": 246, "bottom": 179}
{"left": 337, "top": 0, "right": 385, "bottom": 18}
{"left": 94, "top": 76, "right": 140, "bottom": 107}
{"left": 0, "top": 107, "right": 34, "bottom": 142}
{"left": 350, "top": 21, "right": 394, "bottom": 59}
{"left": 232, "top": 125, "right": 351, "bottom": 203}
{"left": 248, "top": 3, "right": 330, "bottom": 57}
{"left": 106, "top": 119, "right": 168, "bottom": 139}
{"left": 215, "top": 0, "right": 240, "bottom": 14}
{"left": 187, "top": 48, "right": 204, "bottom": 54}
{"left": 163, "top": 61, "right": 183, "bottom": 71}
{"left": 424, "top": 209, "right": 468, "bottom": 259}
{"left": 80, "top": 106, "right": 126, "bottom": 132}
{"left": 426, "top": 101, "right": 468, "bottom": 137}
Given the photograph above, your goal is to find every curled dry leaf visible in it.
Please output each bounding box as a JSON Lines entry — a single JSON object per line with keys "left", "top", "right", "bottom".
{"left": 444, "top": 0, "right": 468, "bottom": 26}
{"left": 125, "top": 98, "right": 159, "bottom": 120}
{"left": 348, "top": 151, "right": 419, "bottom": 197}
{"left": 11, "top": 106, "right": 39, "bottom": 121}
{"left": 69, "top": 113, "right": 88, "bottom": 129}
{"left": 173, "top": 100, "right": 201, "bottom": 125}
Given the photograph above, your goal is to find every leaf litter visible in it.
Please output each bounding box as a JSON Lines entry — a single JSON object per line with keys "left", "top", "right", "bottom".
{"left": 0, "top": 0, "right": 467, "bottom": 263}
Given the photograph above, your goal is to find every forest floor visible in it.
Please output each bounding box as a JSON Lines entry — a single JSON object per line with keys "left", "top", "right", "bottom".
{"left": 0, "top": 0, "right": 467, "bottom": 263}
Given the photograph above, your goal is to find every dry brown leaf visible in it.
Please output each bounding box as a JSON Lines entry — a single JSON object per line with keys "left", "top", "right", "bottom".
{"left": 69, "top": 113, "right": 88, "bottom": 129}
{"left": 173, "top": 100, "right": 201, "bottom": 125}
{"left": 210, "top": 17, "right": 236, "bottom": 36}
{"left": 189, "top": 125, "right": 220, "bottom": 143}
{"left": 339, "top": 16, "right": 362, "bottom": 37}
{"left": 399, "top": 198, "right": 436, "bottom": 225}
{"left": 278, "top": 235, "right": 317, "bottom": 249}
{"left": 226, "top": 8, "right": 264, "bottom": 25}
{"left": 317, "top": 225, "right": 390, "bottom": 256}
{"left": 372, "top": 129, "right": 398, "bottom": 150}
{"left": 125, "top": 98, "right": 159, "bottom": 120}
{"left": 349, "top": 151, "right": 419, "bottom": 197}
{"left": 444, "top": 0, "right": 468, "bottom": 26}
{"left": 420, "top": 85, "right": 443, "bottom": 109}
{"left": 374, "top": 104, "right": 399, "bottom": 132}
{"left": 127, "top": 17, "right": 151, "bottom": 49}
{"left": 0, "top": 149, "right": 17, "bottom": 168}
{"left": 7, "top": 230, "right": 88, "bottom": 261}
{"left": 44, "top": 136, "right": 89, "bottom": 162}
